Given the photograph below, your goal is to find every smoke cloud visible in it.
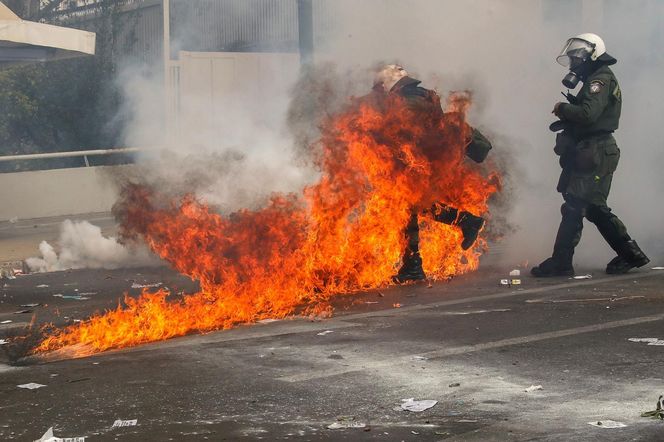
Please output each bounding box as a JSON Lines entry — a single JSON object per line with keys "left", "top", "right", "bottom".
{"left": 26, "top": 220, "right": 161, "bottom": 272}
{"left": 111, "top": 0, "right": 663, "bottom": 273}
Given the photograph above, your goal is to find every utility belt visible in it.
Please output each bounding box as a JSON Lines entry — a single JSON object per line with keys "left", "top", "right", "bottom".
{"left": 576, "top": 130, "right": 614, "bottom": 142}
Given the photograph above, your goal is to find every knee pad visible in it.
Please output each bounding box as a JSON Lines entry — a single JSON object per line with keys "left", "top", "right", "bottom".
{"left": 561, "top": 202, "right": 584, "bottom": 219}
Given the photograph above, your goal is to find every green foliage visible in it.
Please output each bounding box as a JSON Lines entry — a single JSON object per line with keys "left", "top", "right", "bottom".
{"left": 0, "top": 1, "right": 138, "bottom": 164}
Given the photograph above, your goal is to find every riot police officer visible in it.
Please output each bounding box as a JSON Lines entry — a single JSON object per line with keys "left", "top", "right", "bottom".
{"left": 371, "top": 65, "right": 492, "bottom": 283}
{"left": 531, "top": 33, "right": 649, "bottom": 277}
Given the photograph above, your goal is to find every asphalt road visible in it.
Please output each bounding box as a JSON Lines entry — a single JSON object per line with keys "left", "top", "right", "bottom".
{"left": 2, "top": 260, "right": 664, "bottom": 441}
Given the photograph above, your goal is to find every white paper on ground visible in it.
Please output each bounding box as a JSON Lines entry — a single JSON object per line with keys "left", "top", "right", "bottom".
{"left": 0, "top": 339, "right": 8, "bottom": 345}
{"left": 327, "top": 421, "right": 366, "bottom": 429}
{"left": 111, "top": 419, "right": 137, "bottom": 428}
{"left": 509, "top": 269, "right": 521, "bottom": 276}
{"left": 317, "top": 330, "right": 334, "bottom": 336}
{"left": 34, "top": 426, "right": 86, "bottom": 441}
{"left": 257, "top": 319, "right": 279, "bottom": 324}
{"left": 573, "top": 274, "right": 593, "bottom": 279}
{"left": 524, "top": 385, "right": 543, "bottom": 392}
{"left": 588, "top": 420, "right": 627, "bottom": 428}
{"left": 131, "top": 282, "right": 162, "bottom": 289}
{"left": 36, "top": 284, "right": 49, "bottom": 288}
{"left": 18, "top": 383, "right": 46, "bottom": 389}
{"left": 628, "top": 338, "right": 659, "bottom": 343}
{"left": 400, "top": 398, "right": 438, "bottom": 412}
{"left": 651, "top": 267, "right": 664, "bottom": 270}
{"left": 647, "top": 340, "right": 664, "bottom": 346}
{"left": 1, "top": 320, "right": 12, "bottom": 324}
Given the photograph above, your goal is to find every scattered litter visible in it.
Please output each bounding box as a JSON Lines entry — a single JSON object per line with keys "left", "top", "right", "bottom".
{"left": 327, "top": 417, "right": 365, "bottom": 429}
{"left": 629, "top": 338, "right": 664, "bottom": 346}
{"left": 588, "top": 420, "right": 626, "bottom": 428}
{"left": 8, "top": 217, "right": 18, "bottom": 223}
{"left": 509, "top": 269, "right": 521, "bottom": 276}
{"left": 131, "top": 282, "right": 162, "bottom": 289}
{"left": 365, "top": 301, "right": 379, "bottom": 304}
{"left": 1, "top": 320, "right": 12, "bottom": 324}
{"left": 411, "top": 356, "right": 428, "bottom": 361}
{"left": 500, "top": 279, "right": 521, "bottom": 286}
{"left": 34, "top": 427, "right": 85, "bottom": 441}
{"left": 411, "top": 430, "right": 420, "bottom": 435}
{"left": 449, "top": 383, "right": 461, "bottom": 388}
{"left": 18, "top": 383, "right": 46, "bottom": 390}
{"left": 111, "top": 419, "right": 138, "bottom": 428}
{"left": 317, "top": 330, "right": 334, "bottom": 336}
{"left": 35, "top": 284, "right": 49, "bottom": 288}
{"left": 13, "top": 309, "right": 33, "bottom": 314}
{"left": 457, "top": 419, "right": 478, "bottom": 423}
{"left": 524, "top": 385, "right": 543, "bottom": 393}
{"left": 511, "top": 279, "right": 521, "bottom": 285}
{"left": 257, "top": 318, "right": 279, "bottom": 324}
{"left": 52, "top": 294, "right": 89, "bottom": 300}
{"left": 400, "top": 398, "right": 438, "bottom": 412}
{"left": 500, "top": 279, "right": 509, "bottom": 285}
{"left": 20, "top": 303, "right": 42, "bottom": 308}
{"left": 78, "top": 292, "right": 97, "bottom": 296}
{"left": 0, "top": 339, "right": 8, "bottom": 345}
{"left": 573, "top": 274, "right": 593, "bottom": 279}
{"left": 641, "top": 395, "right": 664, "bottom": 419}
{"left": 393, "top": 303, "right": 402, "bottom": 308}
{"left": 651, "top": 267, "right": 664, "bottom": 270}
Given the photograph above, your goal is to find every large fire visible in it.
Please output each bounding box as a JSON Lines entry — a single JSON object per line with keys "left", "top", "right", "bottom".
{"left": 33, "top": 90, "right": 501, "bottom": 356}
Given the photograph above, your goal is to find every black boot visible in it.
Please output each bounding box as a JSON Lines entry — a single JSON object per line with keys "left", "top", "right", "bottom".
{"left": 606, "top": 240, "right": 650, "bottom": 274}
{"left": 531, "top": 247, "right": 575, "bottom": 277}
{"left": 393, "top": 252, "right": 426, "bottom": 283}
{"left": 455, "top": 212, "right": 484, "bottom": 250}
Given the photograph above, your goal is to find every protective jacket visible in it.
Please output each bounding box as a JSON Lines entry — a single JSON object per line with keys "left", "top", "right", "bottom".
{"left": 555, "top": 64, "right": 622, "bottom": 206}
{"left": 388, "top": 76, "right": 492, "bottom": 163}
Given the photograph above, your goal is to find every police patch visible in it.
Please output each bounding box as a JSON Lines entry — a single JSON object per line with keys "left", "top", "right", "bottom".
{"left": 589, "top": 80, "right": 604, "bottom": 94}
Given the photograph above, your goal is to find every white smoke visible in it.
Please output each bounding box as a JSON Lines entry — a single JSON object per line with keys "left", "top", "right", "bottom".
{"left": 26, "top": 220, "right": 161, "bottom": 273}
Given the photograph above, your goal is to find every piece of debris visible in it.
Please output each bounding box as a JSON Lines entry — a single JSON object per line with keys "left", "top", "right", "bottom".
{"left": 34, "top": 427, "right": 85, "bottom": 442}
{"left": 13, "top": 309, "right": 33, "bottom": 314}
{"left": 67, "top": 377, "right": 91, "bottom": 384}
{"left": 651, "top": 267, "right": 664, "bottom": 270}
{"left": 1, "top": 320, "right": 13, "bottom": 324}
{"left": 449, "top": 382, "right": 461, "bottom": 388}
{"left": 509, "top": 269, "right": 521, "bottom": 276}
{"left": 573, "top": 274, "right": 593, "bottom": 279}
{"left": 400, "top": 398, "right": 438, "bottom": 412}
{"left": 36, "top": 284, "right": 49, "bottom": 288}
{"left": 317, "top": 330, "right": 334, "bottom": 336}
{"left": 393, "top": 303, "right": 402, "bottom": 308}
{"left": 365, "top": 301, "right": 378, "bottom": 304}
{"left": 327, "top": 417, "right": 366, "bottom": 429}
{"left": 588, "top": 420, "right": 627, "bottom": 428}
{"left": 524, "top": 385, "right": 543, "bottom": 393}
{"left": 628, "top": 338, "right": 664, "bottom": 345}
{"left": 0, "top": 339, "right": 8, "bottom": 345}
{"left": 20, "top": 303, "right": 43, "bottom": 308}
{"left": 457, "top": 419, "right": 478, "bottom": 423}
{"left": 328, "top": 354, "right": 344, "bottom": 360}
{"left": 52, "top": 295, "right": 90, "bottom": 300}
{"left": 641, "top": 395, "right": 664, "bottom": 419}
{"left": 111, "top": 419, "right": 138, "bottom": 428}
{"left": 411, "top": 430, "right": 420, "bottom": 435}
{"left": 131, "top": 282, "right": 162, "bottom": 289}
{"left": 257, "top": 318, "right": 279, "bottom": 324}
{"left": 18, "top": 383, "right": 46, "bottom": 390}
{"left": 411, "top": 356, "right": 428, "bottom": 361}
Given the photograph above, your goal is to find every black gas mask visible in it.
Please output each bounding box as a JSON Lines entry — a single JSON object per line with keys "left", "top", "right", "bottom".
{"left": 561, "top": 55, "right": 587, "bottom": 88}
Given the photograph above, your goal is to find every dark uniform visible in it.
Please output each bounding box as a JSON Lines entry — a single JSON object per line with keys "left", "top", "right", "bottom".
{"left": 374, "top": 76, "right": 492, "bottom": 282}
{"left": 532, "top": 61, "right": 649, "bottom": 276}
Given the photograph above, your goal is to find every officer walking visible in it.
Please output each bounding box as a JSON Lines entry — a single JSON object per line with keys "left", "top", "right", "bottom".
{"left": 531, "top": 33, "right": 649, "bottom": 277}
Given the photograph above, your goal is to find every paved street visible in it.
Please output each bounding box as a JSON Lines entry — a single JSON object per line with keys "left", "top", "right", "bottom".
{"left": 2, "top": 244, "right": 664, "bottom": 441}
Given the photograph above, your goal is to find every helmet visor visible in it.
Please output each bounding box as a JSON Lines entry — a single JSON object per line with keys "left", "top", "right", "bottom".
{"left": 556, "top": 38, "right": 595, "bottom": 67}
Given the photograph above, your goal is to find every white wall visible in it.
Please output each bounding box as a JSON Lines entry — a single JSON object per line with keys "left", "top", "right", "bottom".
{"left": 0, "top": 165, "right": 129, "bottom": 221}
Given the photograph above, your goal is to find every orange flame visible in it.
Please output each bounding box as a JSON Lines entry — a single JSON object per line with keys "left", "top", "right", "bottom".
{"left": 34, "top": 91, "right": 501, "bottom": 356}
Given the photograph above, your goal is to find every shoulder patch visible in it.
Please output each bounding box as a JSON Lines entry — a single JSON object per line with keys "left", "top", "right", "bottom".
{"left": 589, "top": 80, "right": 604, "bottom": 94}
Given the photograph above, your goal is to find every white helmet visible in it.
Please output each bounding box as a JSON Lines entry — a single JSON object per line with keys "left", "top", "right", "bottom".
{"left": 373, "top": 64, "right": 408, "bottom": 92}
{"left": 557, "top": 33, "right": 606, "bottom": 67}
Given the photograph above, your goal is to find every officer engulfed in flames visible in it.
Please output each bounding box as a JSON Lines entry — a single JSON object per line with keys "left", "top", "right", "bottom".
{"left": 366, "top": 64, "right": 494, "bottom": 283}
